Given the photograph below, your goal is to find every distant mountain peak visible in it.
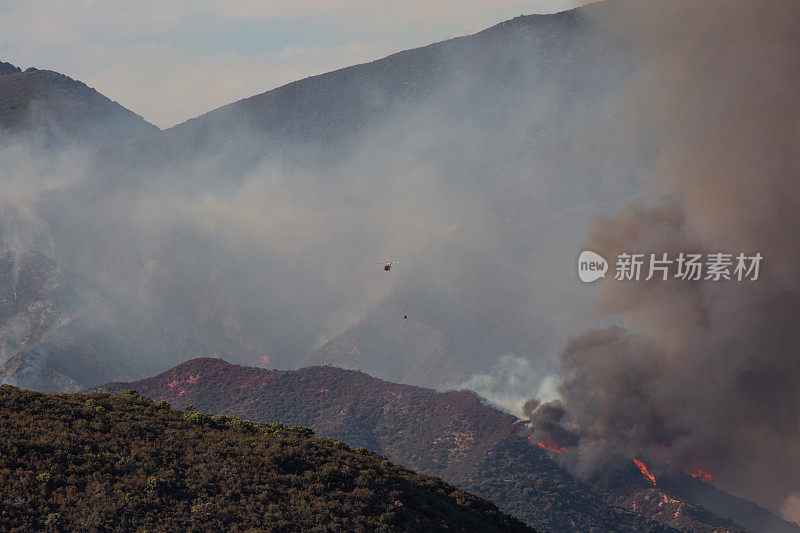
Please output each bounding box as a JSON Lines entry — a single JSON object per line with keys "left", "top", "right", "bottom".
{"left": 0, "top": 61, "right": 21, "bottom": 75}
{"left": 169, "top": 356, "right": 234, "bottom": 373}
{"left": 0, "top": 60, "right": 158, "bottom": 144}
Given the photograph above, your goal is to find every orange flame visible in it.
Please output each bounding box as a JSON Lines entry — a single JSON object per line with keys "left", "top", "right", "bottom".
{"left": 633, "top": 457, "right": 656, "bottom": 485}
{"left": 689, "top": 467, "right": 716, "bottom": 483}
{"left": 529, "top": 435, "right": 565, "bottom": 453}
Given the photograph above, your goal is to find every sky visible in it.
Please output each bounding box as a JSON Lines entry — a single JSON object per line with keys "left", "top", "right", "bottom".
{"left": 0, "top": 0, "right": 581, "bottom": 129}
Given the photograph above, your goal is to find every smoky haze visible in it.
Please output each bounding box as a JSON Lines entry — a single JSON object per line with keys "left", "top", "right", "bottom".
{"left": 538, "top": 0, "right": 800, "bottom": 524}
{"left": 2, "top": 6, "right": 652, "bottom": 393}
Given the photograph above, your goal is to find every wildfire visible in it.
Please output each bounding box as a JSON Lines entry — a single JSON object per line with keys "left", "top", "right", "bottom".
{"left": 633, "top": 457, "right": 656, "bottom": 486}
{"left": 529, "top": 435, "right": 565, "bottom": 453}
{"left": 654, "top": 444, "right": 716, "bottom": 484}
{"left": 689, "top": 467, "right": 716, "bottom": 483}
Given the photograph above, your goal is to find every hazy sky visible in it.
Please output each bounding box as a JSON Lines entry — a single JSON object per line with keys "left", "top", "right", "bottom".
{"left": 0, "top": 1, "right": 580, "bottom": 128}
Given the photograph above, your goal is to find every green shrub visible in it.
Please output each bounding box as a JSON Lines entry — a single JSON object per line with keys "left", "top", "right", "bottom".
{"left": 211, "top": 414, "right": 235, "bottom": 427}
{"left": 146, "top": 476, "right": 170, "bottom": 497}
{"left": 231, "top": 418, "right": 256, "bottom": 432}
{"left": 44, "top": 512, "right": 63, "bottom": 527}
{"left": 290, "top": 425, "right": 314, "bottom": 437}
{"left": 261, "top": 422, "right": 287, "bottom": 436}
{"left": 190, "top": 502, "right": 214, "bottom": 520}
{"left": 185, "top": 411, "right": 212, "bottom": 425}
{"left": 317, "top": 463, "right": 341, "bottom": 485}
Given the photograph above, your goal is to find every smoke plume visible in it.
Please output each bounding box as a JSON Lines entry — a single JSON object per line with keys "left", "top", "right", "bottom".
{"left": 550, "top": 0, "right": 800, "bottom": 521}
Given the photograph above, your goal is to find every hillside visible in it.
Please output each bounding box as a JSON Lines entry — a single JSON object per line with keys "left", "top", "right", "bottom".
{"left": 0, "top": 249, "right": 141, "bottom": 392}
{"left": 305, "top": 298, "right": 468, "bottom": 390}
{"left": 593, "top": 463, "right": 800, "bottom": 533}
{"left": 0, "top": 241, "right": 288, "bottom": 393}
{"left": 0, "top": 60, "right": 157, "bottom": 144}
{"left": 98, "top": 358, "right": 800, "bottom": 533}
{"left": 0, "top": 246, "right": 215, "bottom": 393}
{"left": 115, "top": 8, "right": 615, "bottom": 169}
{"left": 0, "top": 384, "right": 532, "bottom": 532}
{"left": 97, "top": 358, "right": 691, "bottom": 532}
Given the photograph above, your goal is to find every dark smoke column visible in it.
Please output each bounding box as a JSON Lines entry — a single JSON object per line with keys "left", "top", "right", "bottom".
{"left": 554, "top": 0, "right": 800, "bottom": 520}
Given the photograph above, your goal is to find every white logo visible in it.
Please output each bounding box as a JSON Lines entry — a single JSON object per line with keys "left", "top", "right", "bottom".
{"left": 578, "top": 250, "right": 608, "bottom": 283}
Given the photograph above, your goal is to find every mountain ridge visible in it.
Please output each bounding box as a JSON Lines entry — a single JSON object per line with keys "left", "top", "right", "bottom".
{"left": 0, "top": 383, "right": 532, "bottom": 531}
{"left": 96, "top": 357, "right": 788, "bottom": 532}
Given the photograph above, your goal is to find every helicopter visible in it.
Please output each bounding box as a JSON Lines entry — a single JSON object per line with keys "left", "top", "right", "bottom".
{"left": 381, "top": 261, "right": 406, "bottom": 319}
